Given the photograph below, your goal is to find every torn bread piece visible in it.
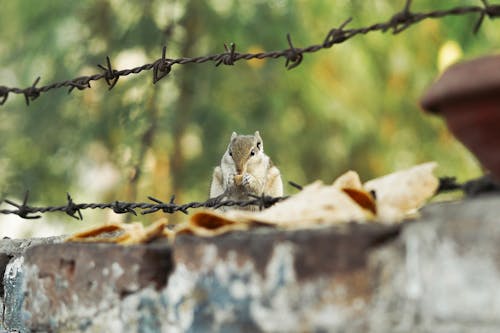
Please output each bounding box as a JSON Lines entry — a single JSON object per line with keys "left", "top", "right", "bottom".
{"left": 364, "top": 162, "right": 439, "bottom": 222}
{"left": 333, "top": 170, "right": 376, "bottom": 214}
{"left": 333, "top": 170, "right": 363, "bottom": 190}
{"left": 174, "top": 219, "right": 249, "bottom": 237}
{"left": 249, "top": 181, "right": 374, "bottom": 226}
{"left": 66, "top": 219, "right": 168, "bottom": 244}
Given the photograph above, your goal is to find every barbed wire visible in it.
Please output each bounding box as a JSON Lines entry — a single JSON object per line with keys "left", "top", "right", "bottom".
{"left": 0, "top": 191, "right": 287, "bottom": 220}
{"left": 1, "top": 176, "right": 498, "bottom": 221}
{"left": 0, "top": 0, "right": 499, "bottom": 106}
{"left": 437, "top": 174, "right": 500, "bottom": 196}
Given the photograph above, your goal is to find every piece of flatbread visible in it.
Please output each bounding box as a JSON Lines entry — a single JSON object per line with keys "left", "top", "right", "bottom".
{"left": 248, "top": 182, "right": 373, "bottom": 226}
{"left": 66, "top": 219, "right": 168, "bottom": 244}
{"left": 332, "top": 170, "right": 363, "bottom": 190}
{"left": 364, "top": 162, "right": 439, "bottom": 222}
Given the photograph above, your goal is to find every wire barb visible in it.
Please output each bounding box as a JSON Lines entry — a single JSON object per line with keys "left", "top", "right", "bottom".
{"left": 249, "top": 193, "right": 284, "bottom": 210}
{"left": 475, "top": 0, "right": 500, "bottom": 33}
{"left": 285, "top": 33, "right": 303, "bottom": 70}
{"left": 0, "top": 86, "right": 9, "bottom": 106}
{"left": 215, "top": 43, "right": 237, "bottom": 67}
{"left": 323, "top": 18, "right": 353, "bottom": 48}
{"left": 4, "top": 191, "right": 41, "bottom": 219}
{"left": 288, "top": 181, "right": 303, "bottom": 191}
{"left": 437, "top": 175, "right": 500, "bottom": 197}
{"left": 153, "top": 45, "right": 172, "bottom": 84}
{"left": 67, "top": 77, "right": 91, "bottom": 94}
{"left": 65, "top": 193, "right": 83, "bottom": 220}
{"left": 98, "top": 56, "right": 119, "bottom": 90}
{"left": 23, "top": 77, "right": 41, "bottom": 106}
{"left": 112, "top": 201, "right": 137, "bottom": 215}
{"left": 143, "top": 195, "right": 181, "bottom": 215}
{"left": 385, "top": 0, "right": 415, "bottom": 34}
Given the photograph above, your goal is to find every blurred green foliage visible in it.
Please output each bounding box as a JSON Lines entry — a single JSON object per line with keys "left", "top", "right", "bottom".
{"left": 0, "top": 0, "right": 496, "bottom": 227}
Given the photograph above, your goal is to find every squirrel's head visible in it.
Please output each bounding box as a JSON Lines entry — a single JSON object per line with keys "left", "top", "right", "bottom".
{"left": 226, "top": 131, "right": 263, "bottom": 174}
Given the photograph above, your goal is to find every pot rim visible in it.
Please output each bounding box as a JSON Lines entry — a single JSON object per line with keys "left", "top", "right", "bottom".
{"left": 420, "top": 54, "right": 500, "bottom": 113}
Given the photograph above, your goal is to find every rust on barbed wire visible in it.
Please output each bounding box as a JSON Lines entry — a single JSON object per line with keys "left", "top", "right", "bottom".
{"left": 0, "top": 1, "right": 498, "bottom": 106}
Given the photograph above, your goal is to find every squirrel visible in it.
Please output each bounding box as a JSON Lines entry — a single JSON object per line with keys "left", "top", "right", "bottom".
{"left": 210, "top": 131, "right": 283, "bottom": 211}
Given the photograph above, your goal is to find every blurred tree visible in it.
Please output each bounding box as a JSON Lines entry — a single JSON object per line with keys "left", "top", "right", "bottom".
{"left": 0, "top": 0, "right": 494, "bottom": 233}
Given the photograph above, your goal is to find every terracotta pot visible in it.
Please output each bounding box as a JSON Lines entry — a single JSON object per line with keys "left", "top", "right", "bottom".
{"left": 420, "top": 55, "right": 500, "bottom": 181}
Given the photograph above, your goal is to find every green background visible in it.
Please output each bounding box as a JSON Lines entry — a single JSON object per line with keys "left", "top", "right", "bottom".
{"left": 0, "top": 0, "right": 496, "bottom": 235}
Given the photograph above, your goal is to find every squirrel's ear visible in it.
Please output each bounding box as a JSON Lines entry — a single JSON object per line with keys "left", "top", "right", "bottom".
{"left": 255, "top": 131, "right": 263, "bottom": 150}
{"left": 231, "top": 132, "right": 237, "bottom": 140}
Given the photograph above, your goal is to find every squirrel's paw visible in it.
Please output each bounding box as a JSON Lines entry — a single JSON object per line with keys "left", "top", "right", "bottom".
{"left": 227, "top": 174, "right": 236, "bottom": 187}
{"left": 241, "top": 174, "right": 253, "bottom": 186}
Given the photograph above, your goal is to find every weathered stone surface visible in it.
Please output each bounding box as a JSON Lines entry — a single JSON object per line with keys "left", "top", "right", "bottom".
{"left": 0, "top": 236, "right": 63, "bottom": 331}
{"left": 165, "top": 224, "right": 400, "bottom": 332}
{"left": 19, "top": 242, "right": 172, "bottom": 332}
{"left": 0, "top": 236, "right": 64, "bottom": 256}
{"left": 1, "top": 196, "right": 500, "bottom": 332}
{"left": 367, "top": 196, "right": 500, "bottom": 333}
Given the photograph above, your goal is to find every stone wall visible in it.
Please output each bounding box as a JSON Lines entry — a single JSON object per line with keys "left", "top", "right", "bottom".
{"left": 1, "top": 196, "right": 500, "bottom": 332}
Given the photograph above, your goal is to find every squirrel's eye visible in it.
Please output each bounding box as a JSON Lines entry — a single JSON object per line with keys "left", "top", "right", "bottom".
{"left": 229, "top": 151, "right": 232, "bottom": 157}
{"left": 250, "top": 150, "right": 255, "bottom": 156}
